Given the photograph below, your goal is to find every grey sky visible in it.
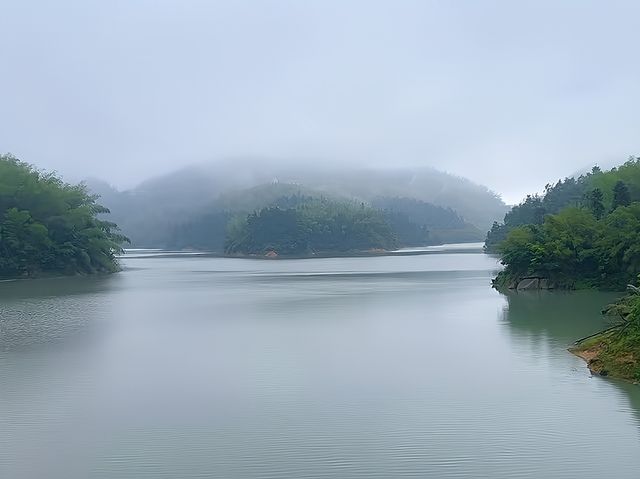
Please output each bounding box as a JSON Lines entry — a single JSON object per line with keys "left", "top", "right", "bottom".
{"left": 1, "top": 0, "right": 638, "bottom": 203}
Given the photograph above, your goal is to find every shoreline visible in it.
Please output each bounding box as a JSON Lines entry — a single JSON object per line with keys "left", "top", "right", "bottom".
{"left": 569, "top": 345, "right": 606, "bottom": 376}
{"left": 121, "top": 242, "right": 485, "bottom": 261}
{"left": 569, "top": 332, "right": 639, "bottom": 385}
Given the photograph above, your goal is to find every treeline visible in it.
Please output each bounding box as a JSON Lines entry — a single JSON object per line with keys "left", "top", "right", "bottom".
{"left": 225, "top": 198, "right": 397, "bottom": 255}
{"left": 0, "top": 155, "right": 127, "bottom": 279}
{"left": 87, "top": 161, "right": 507, "bottom": 248}
{"left": 163, "top": 186, "right": 483, "bottom": 254}
{"left": 490, "top": 157, "right": 640, "bottom": 290}
{"left": 372, "top": 197, "right": 483, "bottom": 245}
{"left": 486, "top": 161, "right": 640, "bottom": 251}
{"left": 166, "top": 190, "right": 318, "bottom": 252}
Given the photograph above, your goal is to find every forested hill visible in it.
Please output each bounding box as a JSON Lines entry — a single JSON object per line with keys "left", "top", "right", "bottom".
{"left": 486, "top": 159, "right": 640, "bottom": 252}
{"left": 489, "top": 157, "right": 640, "bottom": 290}
{"left": 167, "top": 189, "right": 484, "bottom": 253}
{"left": 0, "top": 155, "right": 127, "bottom": 279}
{"left": 225, "top": 198, "right": 398, "bottom": 256}
{"left": 87, "top": 159, "right": 507, "bottom": 249}
{"left": 372, "top": 197, "right": 483, "bottom": 245}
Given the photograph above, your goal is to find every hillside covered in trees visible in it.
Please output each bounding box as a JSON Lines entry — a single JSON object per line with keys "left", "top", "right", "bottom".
{"left": 372, "top": 197, "right": 483, "bottom": 245}
{"left": 163, "top": 186, "right": 484, "bottom": 254}
{"left": 0, "top": 155, "right": 127, "bottom": 279}
{"left": 489, "top": 157, "right": 640, "bottom": 290}
{"left": 225, "top": 198, "right": 398, "bottom": 256}
{"left": 87, "top": 159, "right": 506, "bottom": 250}
{"left": 489, "top": 157, "right": 640, "bottom": 383}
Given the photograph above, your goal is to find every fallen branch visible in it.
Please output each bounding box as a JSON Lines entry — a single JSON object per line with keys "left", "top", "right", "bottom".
{"left": 573, "top": 324, "right": 622, "bottom": 345}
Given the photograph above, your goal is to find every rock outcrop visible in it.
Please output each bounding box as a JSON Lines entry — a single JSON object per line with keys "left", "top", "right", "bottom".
{"left": 511, "top": 276, "right": 554, "bottom": 291}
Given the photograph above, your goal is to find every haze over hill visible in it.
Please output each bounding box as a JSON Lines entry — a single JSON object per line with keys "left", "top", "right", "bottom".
{"left": 87, "top": 159, "right": 507, "bottom": 250}
{"left": 3, "top": 2, "right": 639, "bottom": 204}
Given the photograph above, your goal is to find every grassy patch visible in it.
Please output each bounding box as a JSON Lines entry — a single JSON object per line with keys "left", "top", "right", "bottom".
{"left": 572, "top": 327, "right": 640, "bottom": 383}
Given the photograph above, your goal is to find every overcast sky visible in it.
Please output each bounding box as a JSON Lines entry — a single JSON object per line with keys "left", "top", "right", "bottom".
{"left": 1, "top": 0, "right": 638, "bottom": 203}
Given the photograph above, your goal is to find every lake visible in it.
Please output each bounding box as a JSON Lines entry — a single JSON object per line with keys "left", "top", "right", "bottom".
{"left": 1, "top": 245, "right": 639, "bottom": 478}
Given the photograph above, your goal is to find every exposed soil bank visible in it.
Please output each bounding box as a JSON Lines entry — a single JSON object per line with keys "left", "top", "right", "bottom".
{"left": 570, "top": 332, "right": 639, "bottom": 384}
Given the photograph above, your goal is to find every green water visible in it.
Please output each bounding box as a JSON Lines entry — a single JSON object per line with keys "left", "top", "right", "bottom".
{"left": 0, "top": 245, "right": 638, "bottom": 478}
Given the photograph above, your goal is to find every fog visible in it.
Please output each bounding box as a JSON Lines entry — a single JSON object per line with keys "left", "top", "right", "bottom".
{"left": 1, "top": 0, "right": 639, "bottom": 203}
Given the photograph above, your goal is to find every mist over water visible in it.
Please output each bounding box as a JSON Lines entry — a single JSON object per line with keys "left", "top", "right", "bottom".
{"left": 1, "top": 246, "right": 639, "bottom": 478}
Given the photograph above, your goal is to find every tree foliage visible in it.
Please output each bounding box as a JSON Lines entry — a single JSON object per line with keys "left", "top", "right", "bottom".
{"left": 372, "top": 197, "right": 484, "bottom": 245}
{"left": 167, "top": 191, "right": 480, "bottom": 253}
{"left": 0, "top": 154, "right": 128, "bottom": 278}
{"left": 486, "top": 157, "right": 640, "bottom": 252}
{"left": 224, "top": 198, "right": 398, "bottom": 255}
{"left": 496, "top": 160, "right": 640, "bottom": 289}
{"left": 89, "top": 162, "right": 508, "bottom": 249}
{"left": 495, "top": 194, "right": 640, "bottom": 290}
{"left": 583, "top": 188, "right": 605, "bottom": 219}
{"left": 612, "top": 180, "right": 631, "bottom": 210}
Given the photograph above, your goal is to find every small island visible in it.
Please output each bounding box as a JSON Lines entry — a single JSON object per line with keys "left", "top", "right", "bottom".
{"left": 224, "top": 197, "right": 398, "bottom": 256}
{"left": 221, "top": 193, "right": 488, "bottom": 258}
{"left": 0, "top": 154, "right": 128, "bottom": 279}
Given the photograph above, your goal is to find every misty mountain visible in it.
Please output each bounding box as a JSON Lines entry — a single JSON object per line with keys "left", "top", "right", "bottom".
{"left": 86, "top": 159, "right": 508, "bottom": 249}
{"left": 372, "top": 197, "right": 484, "bottom": 245}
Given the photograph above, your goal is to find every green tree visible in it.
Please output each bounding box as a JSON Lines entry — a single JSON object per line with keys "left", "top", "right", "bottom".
{"left": 497, "top": 225, "right": 542, "bottom": 278}
{"left": 0, "top": 154, "right": 128, "bottom": 278}
{"left": 492, "top": 157, "right": 640, "bottom": 291}
{"left": 584, "top": 188, "right": 605, "bottom": 219}
{"left": 225, "top": 198, "right": 398, "bottom": 255}
{"left": 612, "top": 180, "right": 631, "bottom": 210}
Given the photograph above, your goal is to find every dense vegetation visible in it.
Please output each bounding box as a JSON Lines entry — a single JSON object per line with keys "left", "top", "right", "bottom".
{"left": 88, "top": 160, "right": 507, "bottom": 248}
{"left": 167, "top": 191, "right": 482, "bottom": 254}
{"left": 486, "top": 166, "right": 603, "bottom": 252}
{"left": 572, "top": 284, "right": 640, "bottom": 382}
{"left": 0, "top": 154, "right": 127, "bottom": 278}
{"left": 489, "top": 158, "right": 640, "bottom": 290}
{"left": 94, "top": 173, "right": 484, "bottom": 253}
{"left": 487, "top": 157, "right": 640, "bottom": 383}
{"left": 224, "top": 197, "right": 398, "bottom": 255}
{"left": 166, "top": 185, "right": 332, "bottom": 251}
{"left": 372, "top": 197, "right": 484, "bottom": 245}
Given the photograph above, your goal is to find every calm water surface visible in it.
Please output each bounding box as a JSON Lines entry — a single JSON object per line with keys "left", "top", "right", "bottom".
{"left": 1, "top": 245, "right": 639, "bottom": 478}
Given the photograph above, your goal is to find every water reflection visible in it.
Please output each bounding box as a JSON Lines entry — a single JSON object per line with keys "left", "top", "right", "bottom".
{"left": 0, "top": 274, "right": 119, "bottom": 301}
{"left": 0, "top": 275, "right": 120, "bottom": 351}
{"left": 501, "top": 290, "right": 621, "bottom": 343}
{"left": 501, "top": 289, "right": 640, "bottom": 426}
{"left": 1, "top": 253, "right": 640, "bottom": 478}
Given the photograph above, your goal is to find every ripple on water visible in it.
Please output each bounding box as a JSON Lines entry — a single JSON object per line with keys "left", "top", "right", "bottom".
{"left": 0, "top": 253, "right": 639, "bottom": 479}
